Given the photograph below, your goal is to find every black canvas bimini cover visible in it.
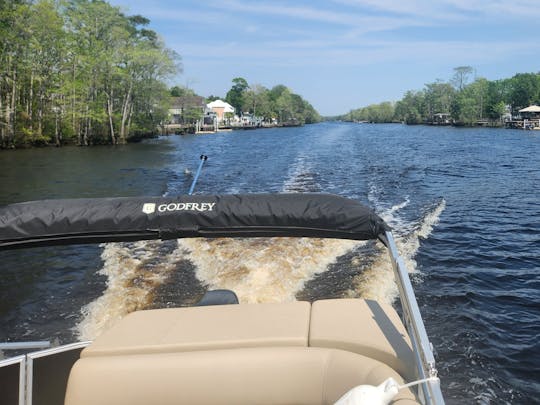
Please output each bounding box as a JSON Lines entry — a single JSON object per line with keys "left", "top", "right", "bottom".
{"left": 0, "top": 194, "right": 389, "bottom": 250}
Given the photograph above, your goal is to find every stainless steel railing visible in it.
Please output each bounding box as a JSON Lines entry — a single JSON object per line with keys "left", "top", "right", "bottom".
{"left": 0, "top": 341, "right": 90, "bottom": 405}
{"left": 385, "top": 231, "right": 445, "bottom": 405}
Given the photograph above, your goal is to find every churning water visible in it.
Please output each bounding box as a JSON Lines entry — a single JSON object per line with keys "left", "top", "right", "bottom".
{"left": 0, "top": 123, "right": 538, "bottom": 404}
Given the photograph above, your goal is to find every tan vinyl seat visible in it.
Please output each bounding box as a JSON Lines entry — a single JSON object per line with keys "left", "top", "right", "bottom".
{"left": 65, "top": 347, "right": 419, "bottom": 405}
{"left": 310, "top": 299, "right": 416, "bottom": 380}
{"left": 82, "top": 301, "right": 311, "bottom": 357}
{"left": 65, "top": 299, "right": 421, "bottom": 404}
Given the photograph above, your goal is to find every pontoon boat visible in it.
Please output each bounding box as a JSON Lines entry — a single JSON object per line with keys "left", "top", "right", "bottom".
{"left": 0, "top": 193, "right": 444, "bottom": 404}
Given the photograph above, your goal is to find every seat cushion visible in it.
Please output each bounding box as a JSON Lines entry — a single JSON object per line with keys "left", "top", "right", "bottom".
{"left": 65, "top": 347, "right": 419, "bottom": 405}
{"left": 310, "top": 299, "right": 416, "bottom": 380}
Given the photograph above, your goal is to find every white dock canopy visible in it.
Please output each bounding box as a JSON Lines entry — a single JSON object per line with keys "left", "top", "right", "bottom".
{"left": 518, "top": 105, "right": 540, "bottom": 113}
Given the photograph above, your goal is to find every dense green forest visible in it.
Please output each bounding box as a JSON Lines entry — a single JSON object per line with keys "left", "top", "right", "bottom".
{"left": 341, "top": 67, "right": 540, "bottom": 125}
{"left": 0, "top": 0, "right": 179, "bottom": 148}
{"left": 0, "top": 1, "right": 321, "bottom": 149}
{"left": 223, "top": 78, "right": 321, "bottom": 124}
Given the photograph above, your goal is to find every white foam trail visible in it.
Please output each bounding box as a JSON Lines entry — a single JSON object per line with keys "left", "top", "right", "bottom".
{"left": 181, "top": 237, "right": 358, "bottom": 303}
{"left": 347, "top": 244, "right": 398, "bottom": 305}
{"left": 76, "top": 240, "right": 183, "bottom": 340}
{"left": 389, "top": 197, "right": 410, "bottom": 215}
{"left": 398, "top": 199, "right": 446, "bottom": 273}
{"left": 282, "top": 154, "right": 320, "bottom": 193}
{"left": 417, "top": 199, "right": 446, "bottom": 239}
{"left": 348, "top": 198, "right": 446, "bottom": 304}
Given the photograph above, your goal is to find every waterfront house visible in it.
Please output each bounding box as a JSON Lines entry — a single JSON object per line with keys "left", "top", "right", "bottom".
{"left": 206, "top": 100, "right": 235, "bottom": 123}
{"left": 169, "top": 95, "right": 205, "bottom": 124}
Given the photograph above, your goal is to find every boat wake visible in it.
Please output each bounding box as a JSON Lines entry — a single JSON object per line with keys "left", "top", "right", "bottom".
{"left": 282, "top": 154, "right": 321, "bottom": 193}
{"left": 349, "top": 193, "right": 446, "bottom": 304}
{"left": 76, "top": 197, "right": 445, "bottom": 341}
{"left": 76, "top": 240, "right": 182, "bottom": 340}
{"left": 75, "top": 161, "right": 445, "bottom": 341}
{"left": 179, "top": 237, "right": 358, "bottom": 304}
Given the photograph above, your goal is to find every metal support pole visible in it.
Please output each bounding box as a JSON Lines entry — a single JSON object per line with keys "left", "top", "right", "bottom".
{"left": 188, "top": 155, "right": 208, "bottom": 195}
{"left": 0, "top": 341, "right": 50, "bottom": 351}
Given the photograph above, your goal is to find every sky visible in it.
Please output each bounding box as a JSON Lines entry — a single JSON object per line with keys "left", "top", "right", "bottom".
{"left": 108, "top": 0, "right": 540, "bottom": 116}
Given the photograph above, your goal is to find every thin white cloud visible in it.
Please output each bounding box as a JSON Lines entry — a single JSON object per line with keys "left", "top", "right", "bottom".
{"left": 174, "top": 36, "right": 536, "bottom": 69}
{"left": 128, "top": 8, "right": 228, "bottom": 25}
{"left": 108, "top": 0, "right": 540, "bottom": 113}
{"left": 331, "top": 0, "right": 466, "bottom": 20}
{"left": 207, "top": 0, "right": 422, "bottom": 30}
{"left": 112, "top": 0, "right": 425, "bottom": 36}
{"left": 443, "top": 0, "right": 540, "bottom": 17}
{"left": 333, "top": 0, "right": 540, "bottom": 20}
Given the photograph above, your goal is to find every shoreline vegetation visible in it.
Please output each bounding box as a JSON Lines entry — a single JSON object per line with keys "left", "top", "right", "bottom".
{"left": 334, "top": 67, "right": 540, "bottom": 128}
{"left": 1, "top": 0, "right": 179, "bottom": 149}
{"left": 2, "top": 3, "right": 538, "bottom": 151}
{"left": 0, "top": 1, "right": 320, "bottom": 150}
{"left": 165, "top": 78, "right": 321, "bottom": 136}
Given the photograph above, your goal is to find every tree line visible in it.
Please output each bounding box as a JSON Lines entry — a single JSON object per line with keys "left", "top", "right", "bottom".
{"left": 340, "top": 67, "right": 540, "bottom": 125}
{"left": 0, "top": 0, "right": 179, "bottom": 148}
{"left": 221, "top": 77, "right": 321, "bottom": 124}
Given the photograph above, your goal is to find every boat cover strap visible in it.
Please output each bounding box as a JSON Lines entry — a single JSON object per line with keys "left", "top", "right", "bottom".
{"left": 0, "top": 193, "right": 389, "bottom": 250}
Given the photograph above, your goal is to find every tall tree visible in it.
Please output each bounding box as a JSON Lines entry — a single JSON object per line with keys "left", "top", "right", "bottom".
{"left": 225, "top": 77, "right": 248, "bottom": 114}
{"left": 485, "top": 79, "right": 511, "bottom": 119}
{"left": 394, "top": 91, "right": 426, "bottom": 124}
{"left": 275, "top": 87, "right": 294, "bottom": 122}
{"left": 424, "top": 80, "right": 455, "bottom": 118}
{"left": 509, "top": 73, "right": 540, "bottom": 112}
{"left": 243, "top": 84, "right": 270, "bottom": 118}
{"left": 61, "top": 0, "right": 178, "bottom": 145}
{"left": 0, "top": 1, "right": 32, "bottom": 147}
{"left": 451, "top": 66, "right": 474, "bottom": 91}
{"left": 27, "top": 0, "right": 66, "bottom": 144}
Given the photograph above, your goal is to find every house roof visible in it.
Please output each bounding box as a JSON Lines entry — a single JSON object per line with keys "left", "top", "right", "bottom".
{"left": 519, "top": 105, "right": 540, "bottom": 113}
{"left": 171, "top": 95, "right": 205, "bottom": 109}
{"left": 207, "top": 99, "right": 235, "bottom": 113}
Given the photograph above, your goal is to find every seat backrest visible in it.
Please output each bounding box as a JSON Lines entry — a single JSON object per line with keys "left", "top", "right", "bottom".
{"left": 310, "top": 299, "right": 416, "bottom": 380}
{"left": 82, "top": 301, "right": 311, "bottom": 357}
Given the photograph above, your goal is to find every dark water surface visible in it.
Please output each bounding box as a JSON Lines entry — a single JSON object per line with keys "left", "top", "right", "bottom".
{"left": 0, "top": 123, "right": 538, "bottom": 404}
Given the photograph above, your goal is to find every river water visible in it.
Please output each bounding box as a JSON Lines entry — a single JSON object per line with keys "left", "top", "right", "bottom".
{"left": 0, "top": 122, "right": 538, "bottom": 404}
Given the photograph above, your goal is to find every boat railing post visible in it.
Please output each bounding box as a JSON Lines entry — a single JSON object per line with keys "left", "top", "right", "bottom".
{"left": 384, "top": 231, "right": 445, "bottom": 405}
{"left": 25, "top": 341, "right": 91, "bottom": 405}
{"left": 0, "top": 355, "right": 26, "bottom": 405}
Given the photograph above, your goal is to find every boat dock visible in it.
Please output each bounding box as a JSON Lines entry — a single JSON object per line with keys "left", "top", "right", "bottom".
{"left": 505, "top": 119, "right": 540, "bottom": 130}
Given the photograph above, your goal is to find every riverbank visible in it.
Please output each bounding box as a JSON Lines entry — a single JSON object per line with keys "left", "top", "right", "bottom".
{"left": 0, "top": 131, "right": 164, "bottom": 150}
{"left": 3, "top": 118, "right": 536, "bottom": 151}
{"left": 344, "top": 119, "right": 540, "bottom": 130}
{"left": 0, "top": 123, "right": 304, "bottom": 149}
{"left": 162, "top": 121, "right": 303, "bottom": 135}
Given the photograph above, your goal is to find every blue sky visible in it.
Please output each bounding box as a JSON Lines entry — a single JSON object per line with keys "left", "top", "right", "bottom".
{"left": 108, "top": 0, "right": 540, "bottom": 116}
